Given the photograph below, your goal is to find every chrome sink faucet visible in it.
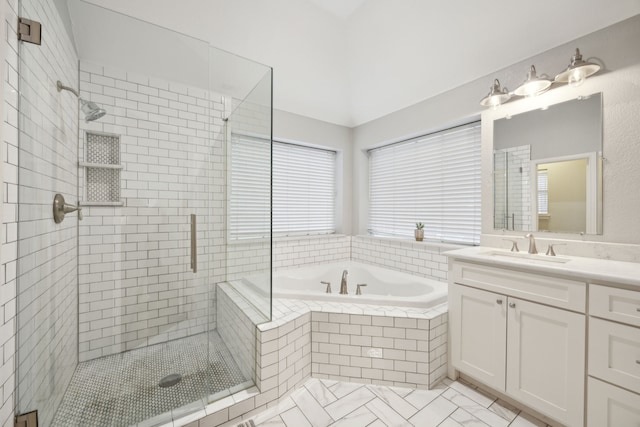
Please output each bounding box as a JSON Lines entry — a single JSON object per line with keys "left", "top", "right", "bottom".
{"left": 340, "top": 270, "right": 348, "bottom": 294}
{"left": 525, "top": 233, "right": 537, "bottom": 254}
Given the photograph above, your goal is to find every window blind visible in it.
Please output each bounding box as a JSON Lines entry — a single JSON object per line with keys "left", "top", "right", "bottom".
{"left": 537, "top": 170, "right": 549, "bottom": 214}
{"left": 229, "top": 134, "right": 336, "bottom": 240}
{"left": 229, "top": 134, "right": 271, "bottom": 240}
{"left": 273, "top": 142, "right": 336, "bottom": 236}
{"left": 368, "top": 122, "right": 481, "bottom": 245}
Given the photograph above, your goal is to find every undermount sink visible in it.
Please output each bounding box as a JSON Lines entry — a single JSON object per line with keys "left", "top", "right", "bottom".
{"left": 481, "top": 250, "right": 571, "bottom": 264}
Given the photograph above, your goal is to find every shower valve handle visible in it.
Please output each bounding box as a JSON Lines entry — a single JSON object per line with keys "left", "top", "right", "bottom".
{"left": 53, "top": 193, "right": 83, "bottom": 223}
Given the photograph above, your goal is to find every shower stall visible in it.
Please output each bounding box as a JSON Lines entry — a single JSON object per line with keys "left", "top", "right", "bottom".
{"left": 14, "top": 0, "right": 272, "bottom": 426}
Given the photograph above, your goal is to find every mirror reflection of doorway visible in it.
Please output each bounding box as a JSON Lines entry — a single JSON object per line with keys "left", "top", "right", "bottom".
{"left": 533, "top": 153, "right": 597, "bottom": 234}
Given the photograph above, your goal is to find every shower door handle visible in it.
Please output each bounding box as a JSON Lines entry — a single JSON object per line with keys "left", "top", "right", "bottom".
{"left": 190, "top": 214, "right": 197, "bottom": 273}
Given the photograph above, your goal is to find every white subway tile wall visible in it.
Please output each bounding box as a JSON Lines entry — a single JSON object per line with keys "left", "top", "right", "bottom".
{"left": 225, "top": 241, "right": 271, "bottom": 282}
{"left": 198, "top": 284, "right": 313, "bottom": 426}
{"left": 351, "top": 236, "right": 455, "bottom": 282}
{"left": 229, "top": 87, "right": 271, "bottom": 138}
{"left": 226, "top": 235, "right": 351, "bottom": 283}
{"left": 217, "top": 284, "right": 259, "bottom": 382}
{"left": 10, "top": 0, "right": 79, "bottom": 425}
{"left": 75, "top": 61, "right": 227, "bottom": 362}
{"left": 311, "top": 312, "right": 448, "bottom": 389}
{"left": 273, "top": 235, "right": 351, "bottom": 271}
{"left": 1, "top": 0, "right": 19, "bottom": 423}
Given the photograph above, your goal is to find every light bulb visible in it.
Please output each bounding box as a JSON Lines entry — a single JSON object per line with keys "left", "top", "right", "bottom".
{"left": 568, "top": 68, "right": 586, "bottom": 87}
{"left": 489, "top": 94, "right": 507, "bottom": 110}
{"left": 523, "top": 81, "right": 550, "bottom": 97}
{"left": 480, "top": 79, "right": 510, "bottom": 109}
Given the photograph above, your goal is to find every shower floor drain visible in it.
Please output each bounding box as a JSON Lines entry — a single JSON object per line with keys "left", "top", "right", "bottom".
{"left": 159, "top": 374, "right": 182, "bottom": 388}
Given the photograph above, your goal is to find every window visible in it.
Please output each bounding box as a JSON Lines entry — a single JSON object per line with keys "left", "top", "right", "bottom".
{"left": 368, "top": 122, "right": 481, "bottom": 245}
{"left": 229, "top": 134, "right": 271, "bottom": 240}
{"left": 273, "top": 141, "right": 336, "bottom": 236}
{"left": 537, "top": 169, "right": 549, "bottom": 215}
{"left": 229, "top": 134, "right": 336, "bottom": 240}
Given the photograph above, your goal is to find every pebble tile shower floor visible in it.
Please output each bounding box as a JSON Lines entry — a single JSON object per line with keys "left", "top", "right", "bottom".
{"left": 51, "top": 332, "right": 247, "bottom": 427}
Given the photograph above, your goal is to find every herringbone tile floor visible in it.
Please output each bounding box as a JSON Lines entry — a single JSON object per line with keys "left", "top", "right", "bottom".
{"left": 250, "top": 377, "right": 551, "bottom": 427}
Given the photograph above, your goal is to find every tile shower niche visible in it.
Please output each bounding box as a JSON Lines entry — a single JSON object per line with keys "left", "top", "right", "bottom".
{"left": 80, "top": 131, "right": 122, "bottom": 206}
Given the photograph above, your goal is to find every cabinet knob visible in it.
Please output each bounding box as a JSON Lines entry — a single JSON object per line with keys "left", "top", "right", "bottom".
{"left": 496, "top": 299, "right": 503, "bottom": 305}
{"left": 636, "top": 308, "right": 640, "bottom": 312}
{"left": 636, "top": 360, "right": 640, "bottom": 365}
{"left": 509, "top": 302, "right": 516, "bottom": 308}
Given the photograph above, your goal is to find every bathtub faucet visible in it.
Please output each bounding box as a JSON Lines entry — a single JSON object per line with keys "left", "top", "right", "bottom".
{"left": 340, "top": 270, "right": 348, "bottom": 294}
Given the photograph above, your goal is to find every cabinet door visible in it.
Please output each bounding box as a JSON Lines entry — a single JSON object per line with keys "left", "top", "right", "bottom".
{"left": 588, "top": 377, "right": 640, "bottom": 427}
{"left": 450, "top": 284, "right": 506, "bottom": 391}
{"left": 506, "top": 297, "right": 585, "bottom": 427}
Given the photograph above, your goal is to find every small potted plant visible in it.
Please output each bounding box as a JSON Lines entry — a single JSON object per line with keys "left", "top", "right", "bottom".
{"left": 415, "top": 222, "right": 424, "bottom": 241}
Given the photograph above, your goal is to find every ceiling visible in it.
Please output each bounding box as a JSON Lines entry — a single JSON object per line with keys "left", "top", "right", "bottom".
{"left": 75, "top": 0, "right": 640, "bottom": 127}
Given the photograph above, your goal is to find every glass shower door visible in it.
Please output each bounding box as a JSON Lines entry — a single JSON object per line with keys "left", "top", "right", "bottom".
{"left": 15, "top": 1, "right": 272, "bottom": 425}
{"left": 14, "top": 1, "right": 216, "bottom": 425}
{"left": 64, "top": 3, "right": 214, "bottom": 425}
{"left": 15, "top": 0, "right": 81, "bottom": 425}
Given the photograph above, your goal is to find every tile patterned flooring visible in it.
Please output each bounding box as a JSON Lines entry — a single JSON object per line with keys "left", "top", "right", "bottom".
{"left": 250, "top": 377, "right": 551, "bottom": 427}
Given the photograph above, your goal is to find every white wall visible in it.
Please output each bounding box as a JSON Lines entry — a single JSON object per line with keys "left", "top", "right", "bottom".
{"left": 274, "top": 110, "right": 352, "bottom": 234}
{"left": 345, "top": 1, "right": 639, "bottom": 126}
{"left": 353, "top": 15, "right": 640, "bottom": 261}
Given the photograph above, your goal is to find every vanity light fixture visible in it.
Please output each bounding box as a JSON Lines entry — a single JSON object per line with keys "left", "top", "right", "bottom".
{"left": 555, "top": 48, "right": 600, "bottom": 87}
{"left": 480, "top": 79, "right": 511, "bottom": 109}
{"left": 514, "top": 65, "right": 552, "bottom": 97}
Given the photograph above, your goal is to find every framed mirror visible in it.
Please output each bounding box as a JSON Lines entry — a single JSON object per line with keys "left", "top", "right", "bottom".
{"left": 493, "top": 93, "right": 602, "bottom": 234}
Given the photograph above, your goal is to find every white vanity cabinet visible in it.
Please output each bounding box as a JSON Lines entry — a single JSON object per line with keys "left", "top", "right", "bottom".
{"left": 587, "top": 284, "right": 640, "bottom": 427}
{"left": 449, "top": 261, "right": 586, "bottom": 427}
{"left": 449, "top": 284, "right": 506, "bottom": 390}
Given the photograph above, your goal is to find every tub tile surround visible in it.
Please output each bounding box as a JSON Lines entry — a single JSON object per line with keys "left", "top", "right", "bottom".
{"left": 351, "top": 235, "right": 461, "bottom": 282}
{"left": 273, "top": 235, "right": 351, "bottom": 271}
{"left": 310, "top": 311, "right": 448, "bottom": 389}
{"left": 217, "top": 285, "right": 259, "bottom": 384}
{"left": 227, "top": 234, "right": 351, "bottom": 282}
{"left": 175, "top": 283, "right": 448, "bottom": 427}
{"left": 238, "top": 234, "right": 452, "bottom": 282}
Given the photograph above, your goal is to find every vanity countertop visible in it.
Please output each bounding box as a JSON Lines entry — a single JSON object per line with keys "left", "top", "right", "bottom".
{"left": 445, "top": 246, "right": 640, "bottom": 288}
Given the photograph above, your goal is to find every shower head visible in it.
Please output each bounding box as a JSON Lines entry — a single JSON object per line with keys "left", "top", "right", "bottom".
{"left": 57, "top": 80, "right": 107, "bottom": 122}
{"left": 80, "top": 99, "right": 107, "bottom": 122}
